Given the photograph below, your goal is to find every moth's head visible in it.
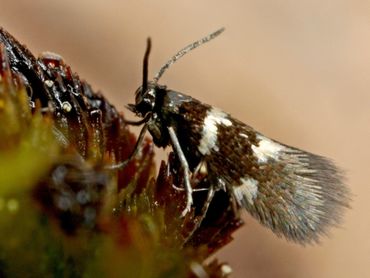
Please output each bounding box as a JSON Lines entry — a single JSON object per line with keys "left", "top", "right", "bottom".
{"left": 127, "top": 82, "right": 157, "bottom": 117}
{"left": 127, "top": 38, "right": 156, "bottom": 118}
{"left": 127, "top": 28, "right": 225, "bottom": 118}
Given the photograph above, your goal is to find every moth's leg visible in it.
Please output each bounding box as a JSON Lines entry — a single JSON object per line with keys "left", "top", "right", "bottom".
{"left": 123, "top": 112, "right": 153, "bottom": 126}
{"left": 168, "top": 126, "right": 193, "bottom": 217}
{"left": 124, "top": 118, "right": 148, "bottom": 126}
{"left": 227, "top": 184, "right": 241, "bottom": 217}
{"left": 172, "top": 163, "right": 208, "bottom": 193}
{"left": 172, "top": 185, "right": 209, "bottom": 192}
{"left": 183, "top": 186, "right": 215, "bottom": 246}
{"left": 200, "top": 186, "right": 215, "bottom": 222}
{"left": 105, "top": 124, "right": 148, "bottom": 170}
{"left": 172, "top": 184, "right": 185, "bottom": 191}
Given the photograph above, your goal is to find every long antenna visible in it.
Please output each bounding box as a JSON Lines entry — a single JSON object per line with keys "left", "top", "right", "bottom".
{"left": 142, "top": 38, "right": 152, "bottom": 93}
{"left": 153, "top": 27, "right": 225, "bottom": 84}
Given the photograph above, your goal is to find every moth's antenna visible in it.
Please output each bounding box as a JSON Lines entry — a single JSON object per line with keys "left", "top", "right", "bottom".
{"left": 153, "top": 27, "right": 225, "bottom": 84}
{"left": 142, "top": 38, "right": 152, "bottom": 93}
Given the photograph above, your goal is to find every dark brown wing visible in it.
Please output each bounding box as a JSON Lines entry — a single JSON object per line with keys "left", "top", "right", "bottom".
{"left": 168, "top": 97, "right": 350, "bottom": 244}
{"left": 202, "top": 110, "right": 350, "bottom": 244}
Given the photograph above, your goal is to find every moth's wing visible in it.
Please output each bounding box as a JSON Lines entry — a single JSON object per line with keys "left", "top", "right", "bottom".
{"left": 204, "top": 111, "right": 350, "bottom": 244}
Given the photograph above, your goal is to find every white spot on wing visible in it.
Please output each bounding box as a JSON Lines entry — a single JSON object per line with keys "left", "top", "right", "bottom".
{"left": 233, "top": 177, "right": 259, "bottom": 205}
{"left": 239, "top": 133, "right": 249, "bottom": 139}
{"left": 252, "top": 135, "right": 284, "bottom": 163}
{"left": 198, "top": 107, "right": 232, "bottom": 155}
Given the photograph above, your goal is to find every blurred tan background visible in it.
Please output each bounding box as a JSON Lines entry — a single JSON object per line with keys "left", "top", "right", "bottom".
{"left": 1, "top": 1, "right": 368, "bottom": 277}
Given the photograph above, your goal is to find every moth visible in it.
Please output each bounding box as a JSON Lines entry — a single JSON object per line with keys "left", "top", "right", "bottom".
{"left": 0, "top": 26, "right": 349, "bottom": 244}
{"left": 111, "top": 28, "right": 350, "bottom": 244}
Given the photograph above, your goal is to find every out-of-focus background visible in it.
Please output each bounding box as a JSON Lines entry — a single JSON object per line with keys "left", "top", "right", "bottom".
{"left": 1, "top": 1, "right": 368, "bottom": 277}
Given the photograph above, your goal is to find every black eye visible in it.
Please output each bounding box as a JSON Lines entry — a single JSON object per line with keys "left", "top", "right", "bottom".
{"left": 135, "top": 98, "right": 153, "bottom": 116}
{"left": 133, "top": 85, "right": 157, "bottom": 116}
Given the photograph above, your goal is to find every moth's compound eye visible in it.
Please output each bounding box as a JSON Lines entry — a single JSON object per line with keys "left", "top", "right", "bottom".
{"left": 132, "top": 88, "right": 153, "bottom": 117}
{"left": 135, "top": 98, "right": 153, "bottom": 116}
